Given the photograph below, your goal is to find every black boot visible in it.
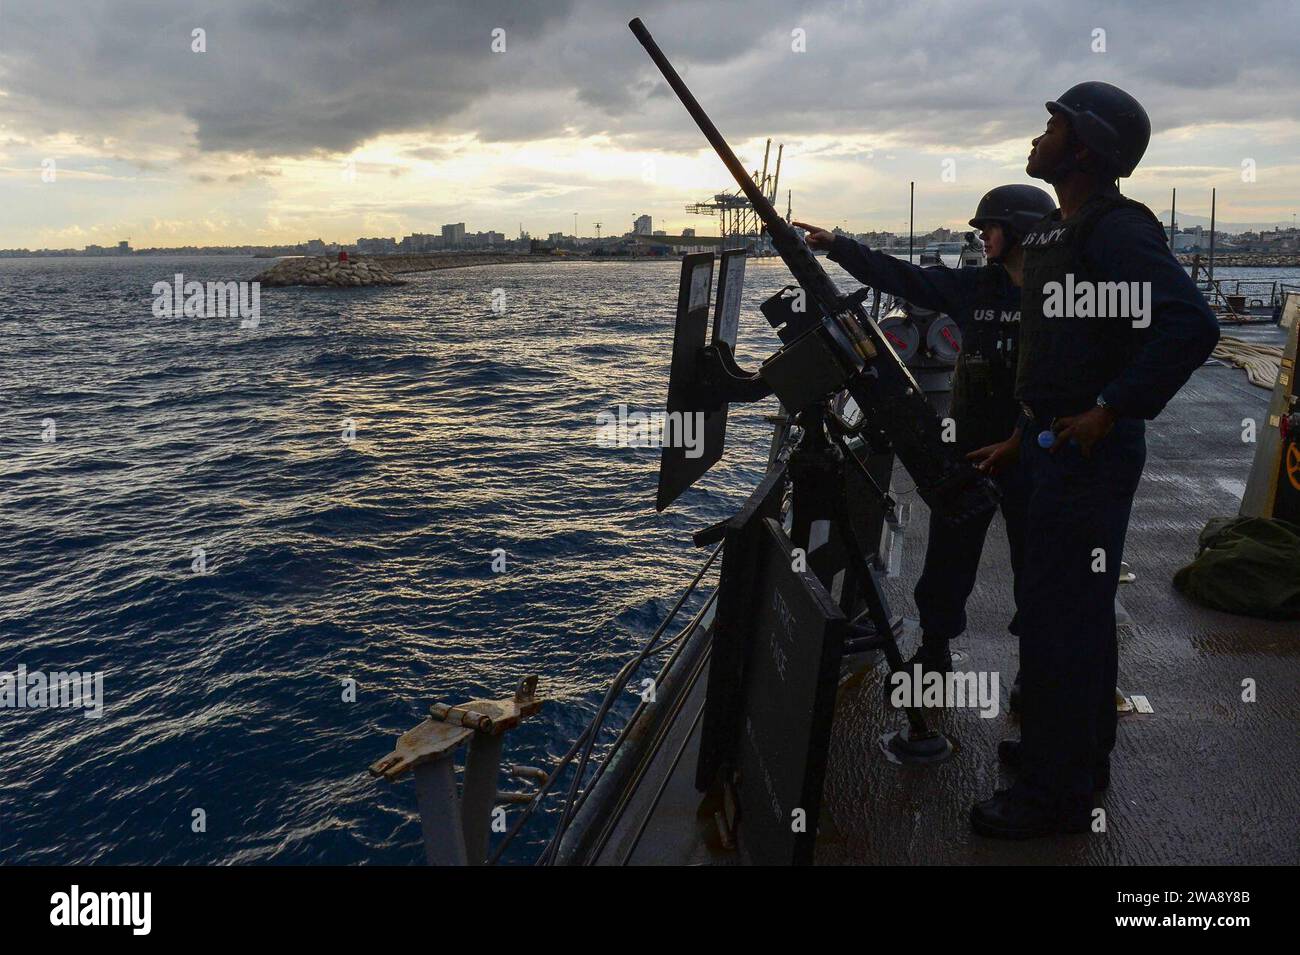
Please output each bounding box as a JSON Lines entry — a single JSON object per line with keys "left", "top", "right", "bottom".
{"left": 970, "top": 787, "right": 1092, "bottom": 840}
{"left": 997, "top": 739, "right": 1111, "bottom": 791}
{"left": 886, "top": 641, "right": 951, "bottom": 709}
{"left": 904, "top": 639, "right": 952, "bottom": 677}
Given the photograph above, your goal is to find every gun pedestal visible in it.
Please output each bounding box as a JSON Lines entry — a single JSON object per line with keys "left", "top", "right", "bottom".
{"left": 786, "top": 403, "right": 954, "bottom": 765}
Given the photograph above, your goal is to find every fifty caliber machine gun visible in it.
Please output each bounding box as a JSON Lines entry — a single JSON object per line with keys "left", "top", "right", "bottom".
{"left": 631, "top": 17, "right": 998, "bottom": 524}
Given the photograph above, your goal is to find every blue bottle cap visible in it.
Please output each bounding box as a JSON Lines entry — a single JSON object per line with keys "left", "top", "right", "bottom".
{"left": 1037, "top": 429, "right": 1055, "bottom": 448}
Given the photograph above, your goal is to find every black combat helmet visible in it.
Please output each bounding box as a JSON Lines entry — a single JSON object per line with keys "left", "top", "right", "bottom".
{"left": 1046, "top": 81, "right": 1151, "bottom": 177}
{"left": 969, "top": 184, "right": 1058, "bottom": 244}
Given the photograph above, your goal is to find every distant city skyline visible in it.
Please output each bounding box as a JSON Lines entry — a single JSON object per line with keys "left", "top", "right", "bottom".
{"left": 3, "top": 2, "right": 1299, "bottom": 250}
{"left": 6, "top": 214, "right": 1300, "bottom": 258}
{"left": 5, "top": 191, "right": 1300, "bottom": 255}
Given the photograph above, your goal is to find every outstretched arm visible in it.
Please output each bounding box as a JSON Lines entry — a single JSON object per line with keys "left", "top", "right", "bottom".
{"left": 794, "top": 221, "right": 974, "bottom": 315}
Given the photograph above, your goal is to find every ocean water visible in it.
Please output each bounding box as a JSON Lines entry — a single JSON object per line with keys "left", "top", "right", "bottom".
{"left": 2, "top": 254, "right": 1294, "bottom": 865}
{"left": 0, "top": 254, "right": 803, "bottom": 865}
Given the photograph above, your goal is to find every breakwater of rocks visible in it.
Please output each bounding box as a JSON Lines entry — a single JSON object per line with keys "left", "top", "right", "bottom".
{"left": 252, "top": 257, "right": 404, "bottom": 287}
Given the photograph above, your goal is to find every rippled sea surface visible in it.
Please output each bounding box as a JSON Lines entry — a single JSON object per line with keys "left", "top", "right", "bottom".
{"left": 0, "top": 254, "right": 819, "bottom": 864}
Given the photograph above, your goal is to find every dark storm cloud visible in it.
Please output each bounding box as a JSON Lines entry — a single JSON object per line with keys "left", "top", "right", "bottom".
{"left": 0, "top": 0, "right": 578, "bottom": 154}
{"left": 1, "top": 0, "right": 1297, "bottom": 158}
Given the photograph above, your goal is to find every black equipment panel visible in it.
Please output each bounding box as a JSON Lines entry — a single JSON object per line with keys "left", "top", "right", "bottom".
{"left": 736, "top": 518, "right": 846, "bottom": 866}
{"left": 695, "top": 464, "right": 787, "bottom": 792}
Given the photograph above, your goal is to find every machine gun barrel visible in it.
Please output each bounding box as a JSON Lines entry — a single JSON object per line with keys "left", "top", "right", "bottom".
{"left": 629, "top": 17, "right": 998, "bottom": 523}
{"left": 630, "top": 20, "right": 788, "bottom": 235}
{"left": 629, "top": 19, "right": 855, "bottom": 313}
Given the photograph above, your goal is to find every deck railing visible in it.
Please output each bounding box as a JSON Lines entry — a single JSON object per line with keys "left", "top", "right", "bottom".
{"left": 1195, "top": 279, "right": 1299, "bottom": 322}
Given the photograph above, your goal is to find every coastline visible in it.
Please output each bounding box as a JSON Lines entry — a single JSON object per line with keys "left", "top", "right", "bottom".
{"left": 1176, "top": 252, "right": 1300, "bottom": 268}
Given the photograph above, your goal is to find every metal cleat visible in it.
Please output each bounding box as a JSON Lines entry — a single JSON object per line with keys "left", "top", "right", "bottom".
{"left": 370, "top": 676, "right": 545, "bottom": 865}
{"left": 369, "top": 719, "right": 474, "bottom": 782}
{"left": 428, "top": 675, "right": 543, "bottom": 735}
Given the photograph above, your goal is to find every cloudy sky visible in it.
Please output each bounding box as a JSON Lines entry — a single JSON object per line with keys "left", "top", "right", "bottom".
{"left": 2, "top": 0, "right": 1298, "bottom": 248}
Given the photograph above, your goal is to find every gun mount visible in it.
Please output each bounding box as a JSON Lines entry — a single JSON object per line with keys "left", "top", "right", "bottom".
{"left": 631, "top": 17, "right": 998, "bottom": 525}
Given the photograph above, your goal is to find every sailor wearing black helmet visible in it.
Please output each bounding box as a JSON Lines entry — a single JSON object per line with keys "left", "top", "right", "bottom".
{"left": 794, "top": 183, "right": 1055, "bottom": 678}
{"left": 968, "top": 83, "right": 1219, "bottom": 839}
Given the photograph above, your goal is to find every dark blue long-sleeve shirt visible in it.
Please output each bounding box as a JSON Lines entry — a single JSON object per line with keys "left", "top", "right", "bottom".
{"left": 827, "top": 236, "right": 1023, "bottom": 449}
{"left": 1083, "top": 209, "right": 1221, "bottom": 419}
{"left": 826, "top": 236, "right": 1020, "bottom": 344}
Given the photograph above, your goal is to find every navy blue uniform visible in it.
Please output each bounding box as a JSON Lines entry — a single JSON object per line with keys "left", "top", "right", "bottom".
{"left": 828, "top": 236, "right": 1026, "bottom": 644}
{"left": 1013, "top": 188, "right": 1219, "bottom": 816}
{"left": 829, "top": 238, "right": 1018, "bottom": 379}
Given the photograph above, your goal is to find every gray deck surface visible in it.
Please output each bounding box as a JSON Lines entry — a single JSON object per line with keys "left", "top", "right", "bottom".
{"left": 592, "top": 323, "right": 1299, "bottom": 865}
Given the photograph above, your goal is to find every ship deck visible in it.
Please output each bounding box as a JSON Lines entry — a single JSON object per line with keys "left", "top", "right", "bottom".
{"left": 563, "top": 321, "right": 1299, "bottom": 866}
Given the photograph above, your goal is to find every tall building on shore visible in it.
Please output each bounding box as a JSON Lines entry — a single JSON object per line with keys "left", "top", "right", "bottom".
{"left": 442, "top": 222, "right": 466, "bottom": 247}
{"left": 357, "top": 237, "right": 398, "bottom": 254}
{"left": 401, "top": 233, "right": 438, "bottom": 252}
{"left": 633, "top": 214, "right": 652, "bottom": 236}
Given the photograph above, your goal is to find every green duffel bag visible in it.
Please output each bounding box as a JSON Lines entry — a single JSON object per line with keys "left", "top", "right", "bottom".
{"left": 1173, "top": 516, "right": 1300, "bottom": 620}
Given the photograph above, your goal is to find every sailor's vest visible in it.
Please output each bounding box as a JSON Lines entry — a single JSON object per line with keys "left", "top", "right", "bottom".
{"left": 949, "top": 265, "right": 1021, "bottom": 452}
{"left": 1016, "top": 193, "right": 1167, "bottom": 417}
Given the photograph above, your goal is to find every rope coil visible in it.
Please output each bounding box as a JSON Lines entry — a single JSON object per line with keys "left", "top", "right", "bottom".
{"left": 1212, "top": 336, "right": 1283, "bottom": 389}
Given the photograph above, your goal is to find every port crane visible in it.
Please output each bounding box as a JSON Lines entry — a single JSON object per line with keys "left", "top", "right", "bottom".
{"left": 686, "top": 138, "right": 784, "bottom": 249}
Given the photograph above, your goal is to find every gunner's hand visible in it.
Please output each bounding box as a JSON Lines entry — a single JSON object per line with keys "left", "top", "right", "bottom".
{"left": 967, "top": 432, "right": 1021, "bottom": 476}
{"left": 1050, "top": 406, "right": 1117, "bottom": 457}
{"left": 792, "top": 222, "right": 835, "bottom": 251}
